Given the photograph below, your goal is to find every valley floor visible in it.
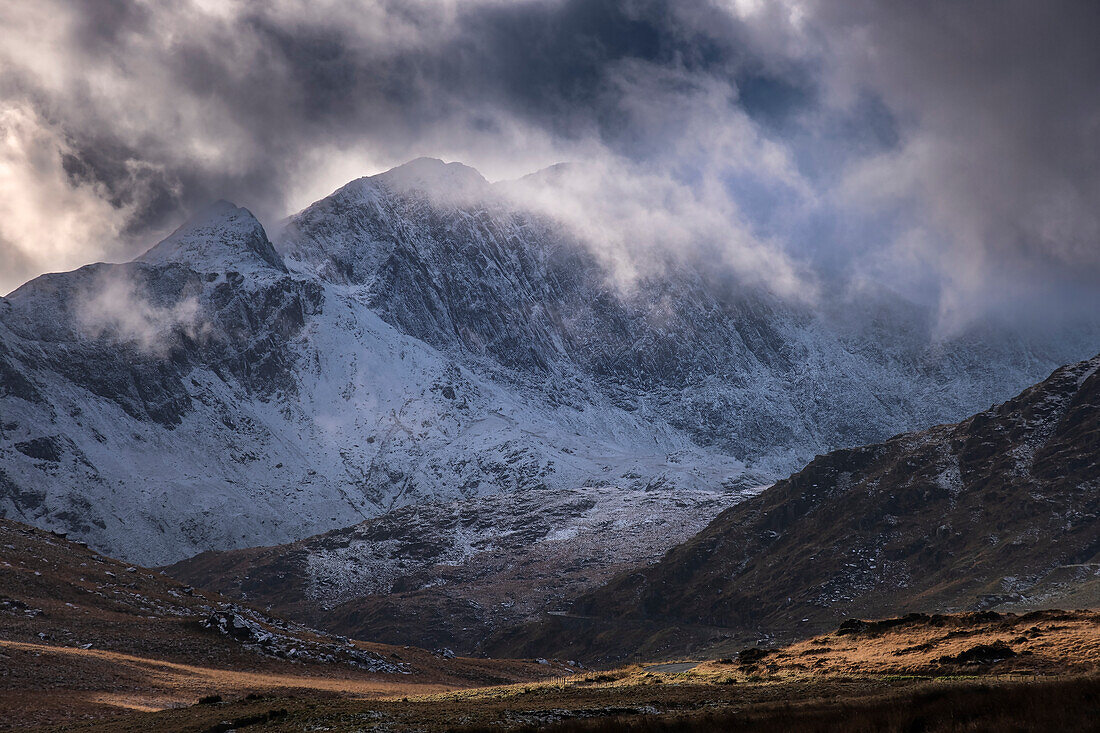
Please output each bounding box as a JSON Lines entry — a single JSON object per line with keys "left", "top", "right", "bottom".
{"left": 42, "top": 666, "right": 1100, "bottom": 732}
{"left": 10, "top": 609, "right": 1099, "bottom": 731}
{"left": 0, "top": 639, "right": 541, "bottom": 729}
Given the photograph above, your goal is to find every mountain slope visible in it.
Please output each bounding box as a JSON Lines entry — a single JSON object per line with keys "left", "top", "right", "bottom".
{"left": 1, "top": 157, "right": 1095, "bottom": 566}
{"left": 0, "top": 195, "right": 737, "bottom": 564}
{"left": 280, "top": 158, "right": 1091, "bottom": 471}
{"left": 166, "top": 484, "right": 752, "bottom": 653}
{"left": 490, "top": 353, "right": 1100, "bottom": 662}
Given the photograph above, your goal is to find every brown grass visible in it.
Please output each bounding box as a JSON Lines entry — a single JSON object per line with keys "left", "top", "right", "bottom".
{"left": 51, "top": 672, "right": 1100, "bottom": 733}
{"left": 0, "top": 518, "right": 569, "bottom": 729}
{"left": 0, "top": 639, "right": 461, "bottom": 729}
{"left": 728, "top": 610, "right": 1100, "bottom": 677}
{"left": 475, "top": 676, "right": 1100, "bottom": 732}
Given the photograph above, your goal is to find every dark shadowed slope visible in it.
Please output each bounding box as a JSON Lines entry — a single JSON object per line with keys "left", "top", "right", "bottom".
{"left": 488, "top": 352, "right": 1100, "bottom": 663}
{"left": 165, "top": 486, "right": 744, "bottom": 654}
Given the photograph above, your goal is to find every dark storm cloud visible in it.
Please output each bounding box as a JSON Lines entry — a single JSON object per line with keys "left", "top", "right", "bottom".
{"left": 36, "top": 1, "right": 768, "bottom": 215}
{"left": 1, "top": 0, "right": 1099, "bottom": 327}
{"left": 0, "top": 0, "right": 813, "bottom": 295}
{"left": 808, "top": 0, "right": 1100, "bottom": 322}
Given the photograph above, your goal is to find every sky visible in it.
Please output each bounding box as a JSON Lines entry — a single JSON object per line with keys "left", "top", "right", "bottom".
{"left": 1, "top": 0, "right": 1098, "bottom": 330}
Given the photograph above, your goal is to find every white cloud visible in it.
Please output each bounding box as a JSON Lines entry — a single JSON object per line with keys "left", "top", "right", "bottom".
{"left": 76, "top": 271, "right": 208, "bottom": 356}
{"left": 0, "top": 104, "right": 129, "bottom": 295}
{"left": 0, "top": 0, "right": 1097, "bottom": 329}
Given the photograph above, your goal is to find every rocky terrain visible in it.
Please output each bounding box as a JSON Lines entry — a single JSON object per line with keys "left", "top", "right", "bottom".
{"left": 167, "top": 484, "right": 752, "bottom": 653}
{"left": 491, "top": 352, "right": 1100, "bottom": 663}
{"left": 2, "top": 158, "right": 1095, "bottom": 569}
{"left": 0, "top": 517, "right": 571, "bottom": 729}
{"left": 10, "top": 505, "right": 1097, "bottom": 731}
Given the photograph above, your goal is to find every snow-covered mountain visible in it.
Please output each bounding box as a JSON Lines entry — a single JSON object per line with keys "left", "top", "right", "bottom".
{"left": 0, "top": 158, "right": 1094, "bottom": 564}
{"left": 506, "top": 351, "right": 1100, "bottom": 664}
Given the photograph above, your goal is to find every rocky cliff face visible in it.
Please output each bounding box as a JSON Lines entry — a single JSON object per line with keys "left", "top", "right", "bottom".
{"left": 0, "top": 158, "right": 1094, "bottom": 565}
{"left": 0, "top": 204, "right": 335, "bottom": 561}
{"left": 281, "top": 159, "right": 1087, "bottom": 469}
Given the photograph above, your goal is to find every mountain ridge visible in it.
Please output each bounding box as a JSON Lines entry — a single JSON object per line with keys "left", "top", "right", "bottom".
{"left": 1, "top": 158, "right": 1097, "bottom": 567}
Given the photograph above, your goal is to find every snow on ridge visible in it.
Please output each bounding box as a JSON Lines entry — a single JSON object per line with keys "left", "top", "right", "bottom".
{"left": 0, "top": 269, "right": 746, "bottom": 564}
{"left": 374, "top": 157, "right": 489, "bottom": 199}
{"left": 1, "top": 169, "right": 1098, "bottom": 566}
{"left": 139, "top": 200, "right": 287, "bottom": 273}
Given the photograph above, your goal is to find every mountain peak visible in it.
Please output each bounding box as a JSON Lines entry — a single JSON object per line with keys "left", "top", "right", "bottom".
{"left": 370, "top": 157, "right": 489, "bottom": 201}
{"left": 138, "top": 201, "right": 287, "bottom": 273}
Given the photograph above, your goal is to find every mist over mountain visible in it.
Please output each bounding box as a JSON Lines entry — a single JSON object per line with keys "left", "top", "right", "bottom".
{"left": 1, "top": 158, "right": 1095, "bottom": 567}
{"left": 4, "top": 1, "right": 1100, "bottom": 335}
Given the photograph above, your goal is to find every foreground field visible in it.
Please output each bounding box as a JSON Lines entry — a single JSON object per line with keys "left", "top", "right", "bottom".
{"left": 55, "top": 668, "right": 1100, "bottom": 732}
{"left": 38, "top": 609, "right": 1100, "bottom": 731}
{"left": 0, "top": 519, "right": 568, "bottom": 728}
{"left": 0, "top": 638, "right": 557, "bottom": 728}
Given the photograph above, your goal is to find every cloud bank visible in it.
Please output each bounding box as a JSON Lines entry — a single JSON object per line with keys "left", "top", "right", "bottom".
{"left": 1, "top": 0, "right": 1098, "bottom": 329}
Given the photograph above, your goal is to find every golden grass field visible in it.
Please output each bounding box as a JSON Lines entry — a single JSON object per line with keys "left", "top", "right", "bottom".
{"left": 2, "top": 609, "right": 1093, "bottom": 731}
